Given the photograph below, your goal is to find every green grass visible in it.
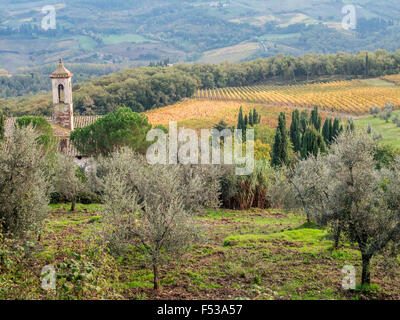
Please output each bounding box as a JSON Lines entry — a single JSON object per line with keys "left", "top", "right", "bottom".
{"left": 77, "top": 36, "right": 98, "bottom": 50}
{"left": 355, "top": 110, "right": 400, "bottom": 147}
{"left": 49, "top": 203, "right": 104, "bottom": 212}
{"left": 102, "top": 34, "right": 153, "bottom": 45}
{"left": 2, "top": 203, "right": 398, "bottom": 300}
{"left": 259, "top": 33, "right": 301, "bottom": 41}
{"left": 360, "top": 78, "right": 396, "bottom": 87}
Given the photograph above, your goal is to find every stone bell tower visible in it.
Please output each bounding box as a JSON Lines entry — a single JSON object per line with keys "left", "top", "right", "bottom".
{"left": 50, "top": 58, "right": 74, "bottom": 130}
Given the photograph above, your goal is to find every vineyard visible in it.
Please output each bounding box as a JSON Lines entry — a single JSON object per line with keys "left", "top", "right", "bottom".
{"left": 194, "top": 80, "right": 400, "bottom": 114}
{"left": 381, "top": 74, "right": 400, "bottom": 86}
{"left": 146, "top": 99, "right": 337, "bottom": 131}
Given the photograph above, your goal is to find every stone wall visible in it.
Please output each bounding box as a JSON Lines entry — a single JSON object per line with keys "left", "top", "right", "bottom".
{"left": 53, "top": 103, "right": 74, "bottom": 130}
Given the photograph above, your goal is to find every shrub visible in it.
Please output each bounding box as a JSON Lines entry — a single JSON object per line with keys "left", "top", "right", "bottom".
{"left": 98, "top": 148, "right": 221, "bottom": 290}
{"left": 53, "top": 154, "right": 85, "bottom": 211}
{"left": 286, "top": 130, "right": 400, "bottom": 286}
{"left": 392, "top": 113, "right": 399, "bottom": 125}
{"left": 369, "top": 106, "right": 380, "bottom": 117}
{"left": 220, "top": 160, "right": 275, "bottom": 210}
{"left": 15, "top": 116, "right": 58, "bottom": 156}
{"left": 0, "top": 126, "right": 49, "bottom": 238}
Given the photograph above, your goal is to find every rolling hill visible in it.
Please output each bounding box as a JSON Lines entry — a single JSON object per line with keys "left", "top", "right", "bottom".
{"left": 2, "top": 0, "right": 400, "bottom": 73}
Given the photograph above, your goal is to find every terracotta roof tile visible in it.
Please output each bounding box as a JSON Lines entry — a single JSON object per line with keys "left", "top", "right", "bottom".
{"left": 5, "top": 115, "right": 103, "bottom": 157}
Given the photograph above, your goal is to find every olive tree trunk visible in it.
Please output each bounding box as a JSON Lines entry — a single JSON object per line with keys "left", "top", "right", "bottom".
{"left": 361, "top": 253, "right": 372, "bottom": 285}
{"left": 70, "top": 200, "right": 76, "bottom": 212}
{"left": 153, "top": 264, "right": 159, "bottom": 291}
{"left": 334, "top": 220, "right": 342, "bottom": 249}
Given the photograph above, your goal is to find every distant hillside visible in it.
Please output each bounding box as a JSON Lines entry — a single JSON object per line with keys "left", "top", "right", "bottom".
{"left": 2, "top": 0, "right": 400, "bottom": 72}
{"left": 2, "top": 50, "right": 400, "bottom": 116}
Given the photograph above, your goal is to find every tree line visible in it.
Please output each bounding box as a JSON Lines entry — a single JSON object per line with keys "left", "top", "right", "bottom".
{"left": 2, "top": 50, "right": 400, "bottom": 116}
{"left": 55, "top": 50, "right": 400, "bottom": 115}
{"left": 271, "top": 106, "right": 354, "bottom": 167}
{"left": 0, "top": 63, "right": 122, "bottom": 99}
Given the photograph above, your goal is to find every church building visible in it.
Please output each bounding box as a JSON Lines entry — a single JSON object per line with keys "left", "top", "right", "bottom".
{"left": 5, "top": 59, "right": 101, "bottom": 157}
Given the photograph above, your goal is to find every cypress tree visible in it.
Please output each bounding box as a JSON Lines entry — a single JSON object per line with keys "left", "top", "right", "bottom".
{"left": 322, "top": 117, "right": 332, "bottom": 145}
{"left": 244, "top": 114, "right": 248, "bottom": 127}
{"left": 299, "top": 110, "right": 309, "bottom": 134}
{"left": 237, "top": 106, "right": 244, "bottom": 130}
{"left": 271, "top": 112, "right": 290, "bottom": 167}
{"left": 272, "top": 129, "right": 283, "bottom": 167}
{"left": 253, "top": 108, "right": 261, "bottom": 124}
{"left": 290, "top": 109, "right": 301, "bottom": 152}
{"left": 301, "top": 126, "right": 327, "bottom": 159}
{"left": 310, "top": 106, "right": 322, "bottom": 132}
{"left": 253, "top": 109, "right": 257, "bottom": 124}
{"left": 249, "top": 110, "right": 254, "bottom": 126}
{"left": 349, "top": 120, "right": 355, "bottom": 132}
{"left": 332, "top": 118, "right": 341, "bottom": 141}
{"left": 0, "top": 111, "right": 4, "bottom": 141}
{"left": 328, "top": 118, "right": 333, "bottom": 143}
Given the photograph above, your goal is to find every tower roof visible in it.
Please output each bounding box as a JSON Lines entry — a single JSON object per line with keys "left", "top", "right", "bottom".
{"left": 50, "top": 58, "right": 73, "bottom": 78}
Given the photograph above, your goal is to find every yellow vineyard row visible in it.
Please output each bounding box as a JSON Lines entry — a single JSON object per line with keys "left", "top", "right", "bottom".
{"left": 194, "top": 80, "right": 400, "bottom": 114}
{"left": 381, "top": 74, "right": 400, "bottom": 86}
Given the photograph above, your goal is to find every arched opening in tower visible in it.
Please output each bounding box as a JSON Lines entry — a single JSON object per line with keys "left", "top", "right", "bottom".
{"left": 58, "top": 84, "right": 65, "bottom": 103}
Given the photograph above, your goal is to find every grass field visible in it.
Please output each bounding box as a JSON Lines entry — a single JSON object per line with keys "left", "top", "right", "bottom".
{"left": 3, "top": 203, "right": 398, "bottom": 300}
{"left": 77, "top": 36, "right": 98, "bottom": 51}
{"left": 102, "top": 34, "right": 154, "bottom": 45}
{"left": 199, "top": 42, "right": 261, "bottom": 64}
{"left": 355, "top": 110, "right": 400, "bottom": 148}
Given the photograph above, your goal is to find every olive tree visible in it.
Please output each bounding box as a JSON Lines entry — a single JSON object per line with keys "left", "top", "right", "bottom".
{"left": 53, "top": 154, "right": 85, "bottom": 212}
{"left": 0, "top": 126, "right": 49, "bottom": 238}
{"left": 99, "top": 148, "right": 220, "bottom": 290}
{"left": 287, "top": 130, "right": 400, "bottom": 286}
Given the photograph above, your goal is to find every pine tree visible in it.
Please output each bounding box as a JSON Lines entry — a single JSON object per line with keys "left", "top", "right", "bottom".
{"left": 290, "top": 109, "right": 301, "bottom": 153}
{"left": 271, "top": 112, "right": 290, "bottom": 167}
{"left": 0, "top": 111, "right": 4, "bottom": 141}
{"left": 301, "top": 126, "right": 327, "bottom": 159}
